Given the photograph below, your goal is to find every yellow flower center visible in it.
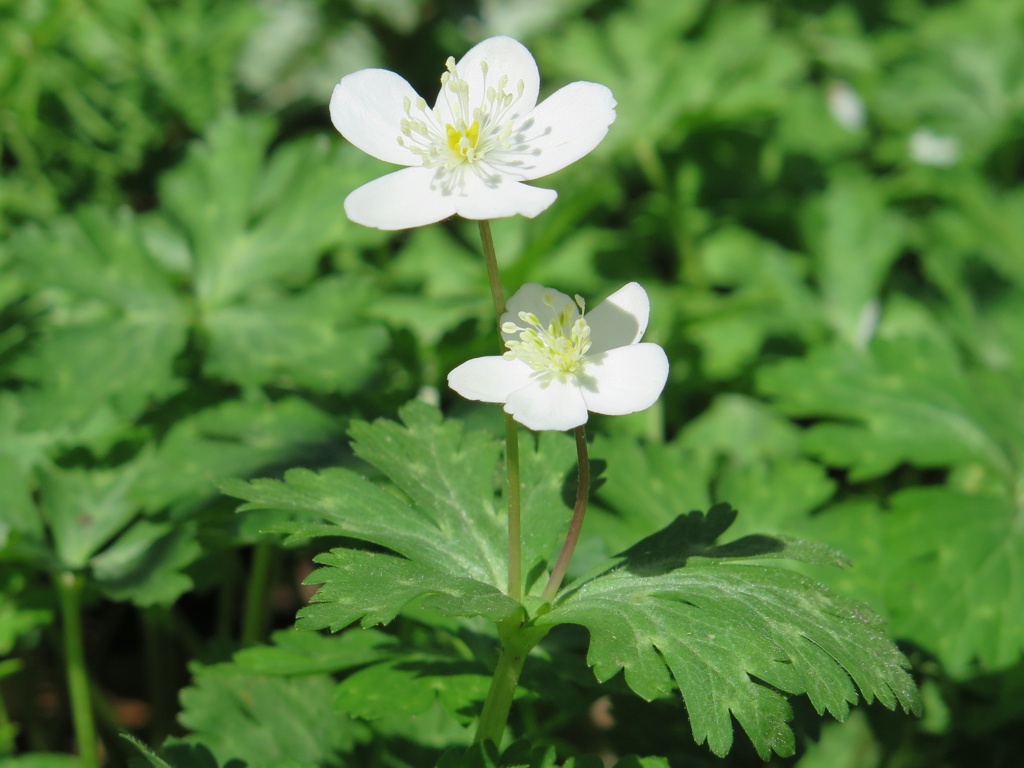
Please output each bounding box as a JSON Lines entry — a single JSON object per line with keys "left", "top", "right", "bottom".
{"left": 445, "top": 120, "right": 481, "bottom": 160}
{"left": 502, "top": 293, "right": 591, "bottom": 375}
{"left": 394, "top": 55, "right": 527, "bottom": 195}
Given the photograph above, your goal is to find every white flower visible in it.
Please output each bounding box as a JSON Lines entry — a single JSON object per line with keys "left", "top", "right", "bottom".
{"left": 908, "top": 129, "right": 960, "bottom": 168}
{"left": 448, "top": 282, "right": 669, "bottom": 431}
{"left": 330, "top": 36, "right": 616, "bottom": 230}
{"left": 826, "top": 80, "right": 866, "bottom": 132}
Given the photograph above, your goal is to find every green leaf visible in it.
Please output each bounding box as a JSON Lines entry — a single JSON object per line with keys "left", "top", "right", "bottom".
{"left": 801, "top": 172, "right": 905, "bottom": 346}
{"left": 685, "top": 226, "right": 821, "bottom": 378}
{"left": 228, "top": 404, "right": 579, "bottom": 631}
{"left": 587, "top": 398, "right": 835, "bottom": 554}
{"left": 39, "top": 464, "right": 141, "bottom": 570}
{"left": 176, "top": 662, "right": 364, "bottom": 768}
{"left": 882, "top": 488, "right": 1024, "bottom": 676}
{"left": 10, "top": 208, "right": 189, "bottom": 449}
{"left": 203, "top": 276, "right": 388, "bottom": 393}
{"left": 791, "top": 710, "right": 879, "bottom": 768}
{"left": 227, "top": 402, "right": 543, "bottom": 630}
{"left": 234, "top": 628, "right": 397, "bottom": 676}
{"left": 160, "top": 113, "right": 382, "bottom": 308}
{"left": 299, "top": 549, "right": 520, "bottom": 631}
{"left": 538, "top": 505, "right": 919, "bottom": 759}
{"left": 0, "top": 757, "right": 82, "bottom": 768}
{"left": 333, "top": 654, "right": 490, "bottom": 723}
{"left": 89, "top": 520, "right": 201, "bottom": 606}
{"left": 0, "top": 567, "right": 52, "bottom": 655}
{"left": 435, "top": 741, "right": 669, "bottom": 768}
{"left": 757, "top": 337, "right": 1020, "bottom": 488}
{"left": 133, "top": 397, "right": 342, "bottom": 519}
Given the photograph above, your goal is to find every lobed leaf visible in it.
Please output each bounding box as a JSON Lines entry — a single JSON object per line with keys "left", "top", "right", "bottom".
{"left": 228, "top": 402, "right": 574, "bottom": 630}
{"left": 538, "top": 505, "right": 920, "bottom": 759}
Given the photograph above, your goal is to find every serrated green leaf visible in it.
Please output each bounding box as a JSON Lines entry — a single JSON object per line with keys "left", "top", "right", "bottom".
{"left": 130, "top": 741, "right": 221, "bottom": 768}
{"left": 229, "top": 402, "right": 579, "bottom": 630}
{"left": 133, "top": 397, "right": 342, "bottom": 519}
{"left": 882, "top": 488, "right": 1024, "bottom": 676}
{"left": 334, "top": 654, "right": 490, "bottom": 722}
{"left": 298, "top": 548, "right": 520, "bottom": 631}
{"left": 0, "top": 568, "right": 52, "bottom": 655}
{"left": 346, "top": 402, "right": 507, "bottom": 587}
{"left": 758, "top": 338, "right": 1020, "bottom": 487}
{"left": 234, "top": 628, "right": 397, "bottom": 676}
{"left": 160, "top": 114, "right": 381, "bottom": 308}
{"left": 39, "top": 464, "right": 141, "bottom": 569}
{"left": 0, "top": 756, "right": 82, "bottom": 768}
{"left": 685, "top": 226, "right": 821, "bottom": 379}
{"left": 90, "top": 519, "right": 201, "bottom": 606}
{"left": 435, "top": 741, "right": 668, "bottom": 768}
{"left": 792, "top": 710, "right": 880, "bottom": 768}
{"left": 538, "top": 506, "right": 919, "bottom": 759}
{"left": 203, "top": 276, "right": 388, "bottom": 392}
{"left": 9, "top": 207, "right": 189, "bottom": 448}
{"left": 122, "top": 734, "right": 174, "bottom": 768}
{"left": 802, "top": 172, "right": 905, "bottom": 346}
{"left": 176, "top": 662, "right": 363, "bottom": 768}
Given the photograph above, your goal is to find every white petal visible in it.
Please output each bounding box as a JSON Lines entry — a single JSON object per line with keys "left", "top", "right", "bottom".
{"left": 436, "top": 37, "right": 540, "bottom": 125}
{"left": 586, "top": 282, "right": 650, "bottom": 355}
{"left": 344, "top": 167, "right": 456, "bottom": 230}
{"left": 500, "top": 283, "right": 578, "bottom": 345}
{"left": 579, "top": 344, "right": 668, "bottom": 416}
{"left": 330, "top": 70, "right": 422, "bottom": 166}
{"left": 516, "top": 82, "right": 616, "bottom": 180}
{"left": 505, "top": 375, "right": 589, "bottom": 431}
{"left": 452, "top": 174, "right": 557, "bottom": 221}
{"left": 448, "top": 356, "right": 534, "bottom": 403}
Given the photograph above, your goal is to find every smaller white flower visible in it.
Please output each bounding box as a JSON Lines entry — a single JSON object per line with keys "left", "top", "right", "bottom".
{"left": 330, "top": 36, "right": 616, "bottom": 230}
{"left": 448, "top": 282, "right": 669, "bottom": 431}
{"left": 826, "top": 80, "right": 866, "bottom": 132}
{"left": 908, "top": 129, "right": 960, "bottom": 168}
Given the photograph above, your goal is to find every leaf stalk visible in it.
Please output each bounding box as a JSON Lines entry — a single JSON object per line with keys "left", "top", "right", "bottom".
{"left": 542, "top": 426, "right": 590, "bottom": 602}
{"left": 55, "top": 571, "right": 100, "bottom": 768}
{"left": 477, "top": 220, "right": 522, "bottom": 601}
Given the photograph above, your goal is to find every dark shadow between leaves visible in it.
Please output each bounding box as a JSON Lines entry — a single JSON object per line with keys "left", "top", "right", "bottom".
{"left": 615, "top": 503, "right": 787, "bottom": 577}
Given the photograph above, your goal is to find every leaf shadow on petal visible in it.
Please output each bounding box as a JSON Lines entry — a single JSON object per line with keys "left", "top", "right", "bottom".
{"left": 586, "top": 297, "right": 643, "bottom": 356}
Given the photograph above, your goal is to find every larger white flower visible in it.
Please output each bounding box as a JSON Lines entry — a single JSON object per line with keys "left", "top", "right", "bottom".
{"left": 448, "top": 283, "right": 669, "bottom": 431}
{"left": 330, "top": 36, "right": 616, "bottom": 230}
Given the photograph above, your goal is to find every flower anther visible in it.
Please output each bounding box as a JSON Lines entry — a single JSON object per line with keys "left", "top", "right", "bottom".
{"left": 448, "top": 283, "right": 669, "bottom": 431}
{"left": 330, "top": 37, "right": 617, "bottom": 230}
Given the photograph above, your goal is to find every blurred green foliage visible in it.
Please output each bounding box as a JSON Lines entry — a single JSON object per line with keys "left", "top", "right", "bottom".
{"left": 2, "top": 0, "right": 1024, "bottom": 765}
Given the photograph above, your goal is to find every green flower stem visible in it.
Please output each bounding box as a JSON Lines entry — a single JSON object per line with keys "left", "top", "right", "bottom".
{"left": 241, "top": 542, "right": 275, "bottom": 646}
{"left": 542, "top": 426, "right": 590, "bottom": 602}
{"left": 477, "top": 220, "right": 523, "bottom": 601}
{"left": 0, "top": 660, "right": 19, "bottom": 755}
{"left": 55, "top": 571, "right": 100, "bottom": 768}
{"left": 503, "top": 415, "right": 523, "bottom": 601}
{"left": 477, "top": 220, "right": 506, "bottom": 324}
{"left": 474, "top": 616, "right": 546, "bottom": 745}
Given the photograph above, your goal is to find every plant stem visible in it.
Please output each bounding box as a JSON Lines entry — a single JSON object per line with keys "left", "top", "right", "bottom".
{"left": 241, "top": 542, "right": 275, "bottom": 647}
{"left": 503, "top": 415, "right": 522, "bottom": 601}
{"left": 0, "top": 660, "right": 20, "bottom": 755}
{"left": 474, "top": 617, "right": 544, "bottom": 745}
{"left": 542, "top": 426, "right": 590, "bottom": 602}
{"left": 477, "top": 220, "right": 522, "bottom": 601}
{"left": 478, "top": 220, "right": 506, "bottom": 324}
{"left": 55, "top": 571, "right": 100, "bottom": 768}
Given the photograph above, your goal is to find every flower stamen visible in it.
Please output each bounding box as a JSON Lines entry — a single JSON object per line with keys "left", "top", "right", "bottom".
{"left": 392, "top": 51, "right": 532, "bottom": 196}
{"left": 502, "top": 293, "right": 591, "bottom": 374}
